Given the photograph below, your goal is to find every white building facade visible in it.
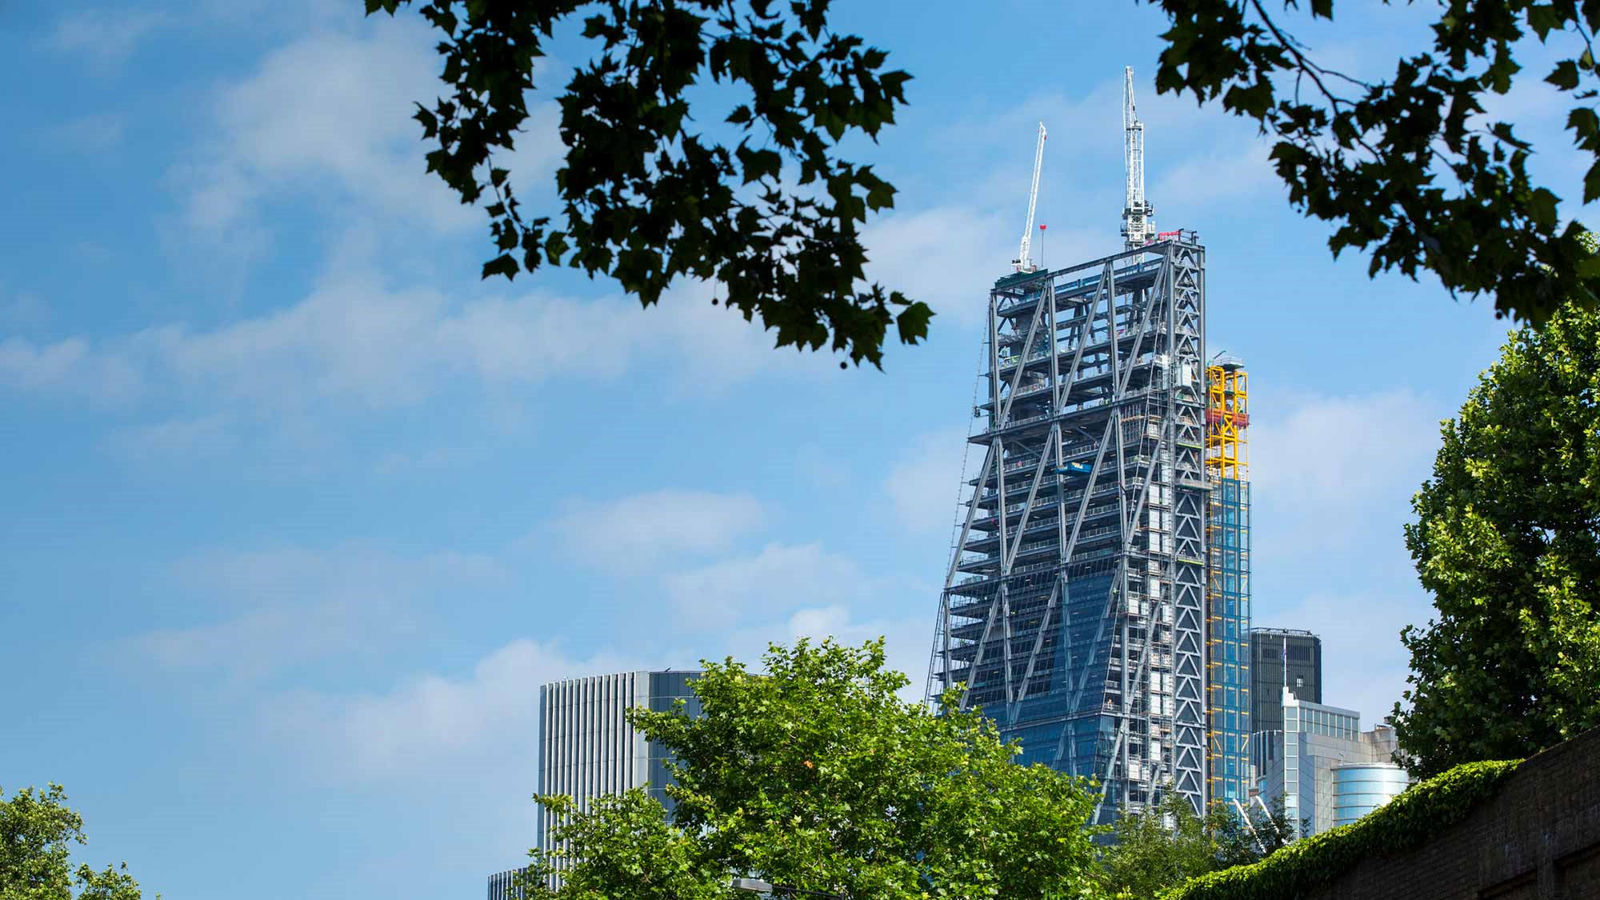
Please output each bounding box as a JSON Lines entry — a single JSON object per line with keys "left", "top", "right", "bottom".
{"left": 1252, "top": 689, "right": 1409, "bottom": 836}
{"left": 537, "top": 670, "right": 701, "bottom": 850}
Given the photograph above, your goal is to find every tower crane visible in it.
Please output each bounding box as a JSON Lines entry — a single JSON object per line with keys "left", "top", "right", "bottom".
{"left": 1120, "top": 66, "right": 1156, "bottom": 248}
{"left": 1011, "top": 121, "right": 1047, "bottom": 273}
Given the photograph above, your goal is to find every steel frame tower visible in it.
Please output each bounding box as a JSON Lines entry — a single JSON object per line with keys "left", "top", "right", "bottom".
{"left": 927, "top": 237, "right": 1209, "bottom": 821}
{"left": 1205, "top": 359, "right": 1251, "bottom": 805}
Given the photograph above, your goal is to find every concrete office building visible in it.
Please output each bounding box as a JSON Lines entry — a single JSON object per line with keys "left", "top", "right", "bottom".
{"left": 1252, "top": 689, "right": 1408, "bottom": 837}
{"left": 1250, "top": 628, "right": 1321, "bottom": 734}
{"left": 487, "top": 669, "right": 700, "bottom": 898}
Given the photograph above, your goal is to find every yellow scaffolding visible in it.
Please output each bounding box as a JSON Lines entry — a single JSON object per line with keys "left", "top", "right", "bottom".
{"left": 1205, "top": 361, "right": 1250, "bottom": 801}
{"left": 1205, "top": 364, "right": 1249, "bottom": 480}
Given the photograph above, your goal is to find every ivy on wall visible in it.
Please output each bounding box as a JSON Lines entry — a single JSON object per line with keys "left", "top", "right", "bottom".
{"left": 1163, "top": 759, "right": 1521, "bottom": 900}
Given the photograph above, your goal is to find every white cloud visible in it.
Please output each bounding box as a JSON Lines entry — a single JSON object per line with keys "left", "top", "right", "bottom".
{"left": 126, "top": 275, "right": 647, "bottom": 414}
{"left": 639, "top": 280, "right": 845, "bottom": 383}
{"left": 253, "top": 635, "right": 640, "bottom": 884}
{"left": 726, "top": 604, "right": 934, "bottom": 702}
{"left": 1245, "top": 387, "right": 1450, "bottom": 725}
{"left": 48, "top": 9, "right": 170, "bottom": 71}
{"left": 1263, "top": 586, "right": 1423, "bottom": 727}
{"left": 142, "top": 275, "right": 461, "bottom": 409}
{"left": 1250, "top": 387, "right": 1440, "bottom": 523}
{"left": 178, "top": 20, "right": 568, "bottom": 241}
{"left": 884, "top": 426, "right": 973, "bottom": 535}
{"left": 0, "top": 291, "right": 50, "bottom": 329}
{"left": 47, "top": 113, "right": 125, "bottom": 153}
{"left": 179, "top": 24, "right": 487, "bottom": 236}
{"left": 550, "top": 489, "right": 765, "bottom": 572}
{"left": 0, "top": 335, "right": 140, "bottom": 403}
{"left": 136, "top": 544, "right": 504, "bottom": 680}
{"left": 0, "top": 266, "right": 849, "bottom": 452}
{"left": 662, "top": 542, "right": 866, "bottom": 626}
{"left": 1154, "top": 142, "right": 1277, "bottom": 212}
{"left": 373, "top": 445, "right": 485, "bottom": 477}
{"left": 862, "top": 206, "right": 1013, "bottom": 325}
{"left": 106, "top": 413, "right": 238, "bottom": 462}
{"left": 266, "top": 638, "right": 636, "bottom": 784}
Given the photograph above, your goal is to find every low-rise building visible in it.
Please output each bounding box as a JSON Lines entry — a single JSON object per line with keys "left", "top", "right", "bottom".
{"left": 1252, "top": 688, "right": 1408, "bottom": 836}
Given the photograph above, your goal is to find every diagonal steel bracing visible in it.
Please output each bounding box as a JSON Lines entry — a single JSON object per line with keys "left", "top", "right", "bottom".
{"left": 927, "top": 239, "right": 1209, "bottom": 824}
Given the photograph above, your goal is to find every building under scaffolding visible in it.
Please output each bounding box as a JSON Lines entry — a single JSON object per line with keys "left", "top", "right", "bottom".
{"left": 1206, "top": 357, "right": 1252, "bottom": 805}
{"left": 926, "top": 237, "right": 1210, "bottom": 822}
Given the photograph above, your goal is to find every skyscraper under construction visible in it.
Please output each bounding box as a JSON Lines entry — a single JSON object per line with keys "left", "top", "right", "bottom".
{"left": 926, "top": 68, "right": 1251, "bottom": 823}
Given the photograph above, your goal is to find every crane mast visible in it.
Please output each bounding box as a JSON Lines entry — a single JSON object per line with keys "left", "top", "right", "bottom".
{"left": 1012, "top": 121, "right": 1047, "bottom": 273}
{"left": 1121, "top": 66, "right": 1155, "bottom": 248}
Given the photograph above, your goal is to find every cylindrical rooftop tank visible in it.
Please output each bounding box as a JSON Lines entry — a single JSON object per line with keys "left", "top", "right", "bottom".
{"left": 1332, "top": 763, "right": 1410, "bottom": 827}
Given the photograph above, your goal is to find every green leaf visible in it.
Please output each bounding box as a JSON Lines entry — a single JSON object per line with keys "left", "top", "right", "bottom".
{"left": 389, "top": 0, "right": 921, "bottom": 367}
{"left": 1547, "top": 59, "right": 1580, "bottom": 90}
{"left": 481, "top": 253, "right": 519, "bottom": 280}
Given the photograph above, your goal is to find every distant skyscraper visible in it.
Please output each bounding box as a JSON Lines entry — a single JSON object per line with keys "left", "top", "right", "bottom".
{"left": 927, "top": 235, "right": 1211, "bottom": 823}
{"left": 486, "top": 669, "right": 700, "bottom": 897}
{"left": 1250, "top": 628, "right": 1321, "bottom": 735}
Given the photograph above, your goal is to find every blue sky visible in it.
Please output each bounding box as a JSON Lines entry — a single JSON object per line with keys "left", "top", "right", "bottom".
{"left": 1, "top": 1, "right": 1581, "bottom": 898}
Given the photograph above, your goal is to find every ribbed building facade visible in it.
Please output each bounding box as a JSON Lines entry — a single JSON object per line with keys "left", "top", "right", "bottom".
{"left": 928, "top": 237, "right": 1210, "bottom": 821}
{"left": 486, "top": 867, "right": 526, "bottom": 900}
{"left": 537, "top": 670, "right": 701, "bottom": 852}
{"left": 486, "top": 669, "right": 699, "bottom": 897}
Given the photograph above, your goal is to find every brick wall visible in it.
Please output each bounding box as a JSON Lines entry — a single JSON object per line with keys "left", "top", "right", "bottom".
{"left": 1307, "top": 725, "right": 1600, "bottom": 900}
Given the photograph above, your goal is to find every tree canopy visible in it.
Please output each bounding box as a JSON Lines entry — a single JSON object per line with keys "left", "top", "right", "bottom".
{"left": 1143, "top": 0, "right": 1599, "bottom": 324}
{"left": 1096, "top": 794, "right": 1296, "bottom": 899}
{"left": 521, "top": 638, "right": 1105, "bottom": 900}
{"left": 370, "top": 0, "right": 1600, "bottom": 370}
{"left": 364, "top": 0, "right": 927, "bottom": 368}
{"left": 0, "top": 784, "right": 152, "bottom": 900}
{"left": 1393, "top": 294, "right": 1600, "bottom": 778}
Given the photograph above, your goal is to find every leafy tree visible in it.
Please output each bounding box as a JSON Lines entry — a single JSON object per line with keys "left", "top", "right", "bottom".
{"left": 1099, "top": 795, "right": 1216, "bottom": 899}
{"left": 1097, "top": 794, "right": 1296, "bottom": 898}
{"left": 520, "top": 638, "right": 1105, "bottom": 900}
{"left": 1209, "top": 798, "right": 1296, "bottom": 870}
{"left": 1394, "top": 295, "right": 1600, "bottom": 778}
{"left": 370, "top": 0, "right": 1600, "bottom": 371}
{"left": 0, "top": 784, "right": 152, "bottom": 900}
{"left": 1142, "top": 0, "right": 1600, "bottom": 323}
{"left": 363, "top": 0, "right": 928, "bottom": 368}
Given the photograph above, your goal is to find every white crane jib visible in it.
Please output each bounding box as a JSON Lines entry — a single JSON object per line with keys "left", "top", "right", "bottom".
{"left": 1121, "top": 66, "right": 1156, "bottom": 249}
{"left": 1012, "top": 121, "right": 1047, "bottom": 273}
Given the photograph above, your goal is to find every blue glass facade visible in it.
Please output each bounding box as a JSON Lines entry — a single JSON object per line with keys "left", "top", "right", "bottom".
{"left": 1207, "top": 476, "right": 1251, "bottom": 803}
{"left": 996, "top": 572, "right": 1117, "bottom": 777}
